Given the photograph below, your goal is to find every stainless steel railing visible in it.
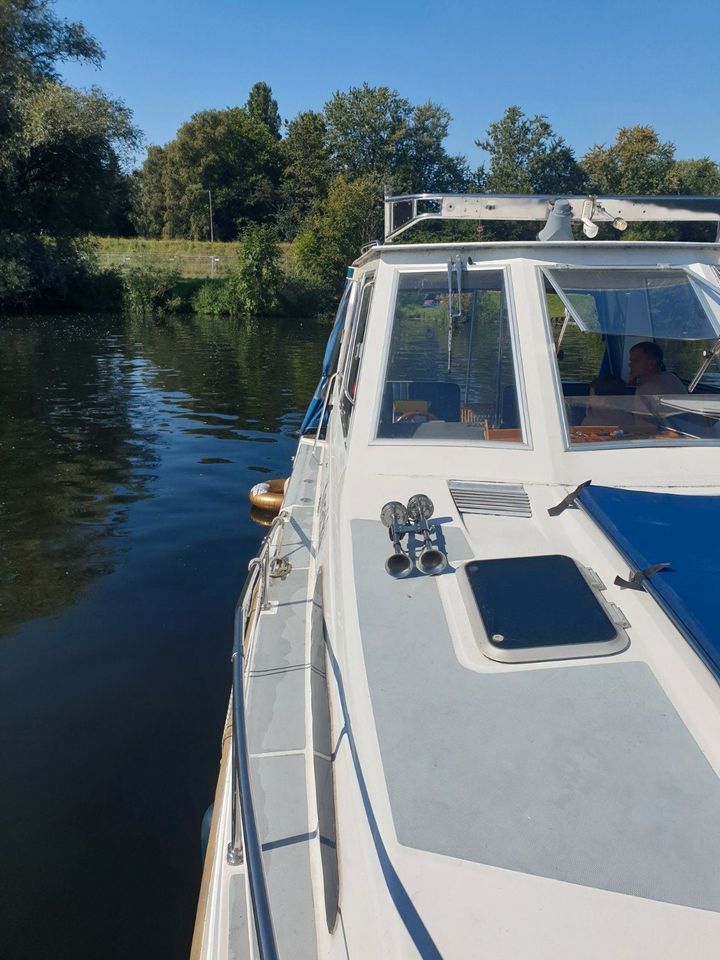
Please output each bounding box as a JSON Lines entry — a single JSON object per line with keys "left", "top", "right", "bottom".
{"left": 226, "top": 514, "right": 288, "bottom": 960}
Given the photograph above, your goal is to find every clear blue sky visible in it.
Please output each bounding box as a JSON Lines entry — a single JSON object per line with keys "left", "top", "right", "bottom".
{"left": 56, "top": 0, "right": 719, "bottom": 171}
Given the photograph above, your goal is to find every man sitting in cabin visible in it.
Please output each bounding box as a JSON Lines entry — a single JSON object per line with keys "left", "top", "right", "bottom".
{"left": 629, "top": 341, "right": 687, "bottom": 396}
{"left": 628, "top": 341, "right": 687, "bottom": 435}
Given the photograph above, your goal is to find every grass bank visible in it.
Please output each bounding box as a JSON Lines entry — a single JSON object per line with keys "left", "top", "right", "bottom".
{"left": 93, "top": 237, "right": 293, "bottom": 278}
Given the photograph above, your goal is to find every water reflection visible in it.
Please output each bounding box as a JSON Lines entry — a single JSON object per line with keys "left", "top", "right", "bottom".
{"left": 0, "top": 317, "right": 159, "bottom": 634}
{"left": 135, "top": 313, "right": 325, "bottom": 440}
{"left": 0, "top": 312, "right": 327, "bottom": 960}
{"left": 0, "top": 314, "right": 326, "bottom": 637}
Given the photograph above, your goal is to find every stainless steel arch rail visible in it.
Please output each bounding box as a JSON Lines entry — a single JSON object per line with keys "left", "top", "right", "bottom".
{"left": 383, "top": 192, "right": 720, "bottom": 242}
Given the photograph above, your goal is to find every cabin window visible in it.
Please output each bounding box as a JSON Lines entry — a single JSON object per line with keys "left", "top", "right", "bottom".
{"left": 377, "top": 269, "right": 525, "bottom": 442}
{"left": 544, "top": 267, "right": 720, "bottom": 446}
{"left": 340, "top": 276, "right": 374, "bottom": 435}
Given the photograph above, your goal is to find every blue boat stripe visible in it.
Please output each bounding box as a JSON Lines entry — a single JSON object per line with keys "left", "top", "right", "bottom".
{"left": 325, "top": 634, "right": 444, "bottom": 960}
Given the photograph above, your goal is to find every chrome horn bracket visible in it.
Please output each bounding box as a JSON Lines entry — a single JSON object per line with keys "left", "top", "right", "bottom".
{"left": 380, "top": 494, "right": 448, "bottom": 577}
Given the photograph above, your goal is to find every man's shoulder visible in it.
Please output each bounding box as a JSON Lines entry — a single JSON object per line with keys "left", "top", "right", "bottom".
{"left": 637, "top": 371, "right": 686, "bottom": 394}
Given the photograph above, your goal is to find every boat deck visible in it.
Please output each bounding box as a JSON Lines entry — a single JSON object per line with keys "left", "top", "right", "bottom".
{"left": 352, "top": 517, "right": 720, "bottom": 910}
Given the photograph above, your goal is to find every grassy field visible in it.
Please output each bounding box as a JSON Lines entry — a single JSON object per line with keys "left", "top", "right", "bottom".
{"left": 92, "top": 236, "right": 293, "bottom": 278}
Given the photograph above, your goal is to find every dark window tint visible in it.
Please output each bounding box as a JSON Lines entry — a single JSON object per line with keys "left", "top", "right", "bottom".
{"left": 464, "top": 554, "right": 617, "bottom": 649}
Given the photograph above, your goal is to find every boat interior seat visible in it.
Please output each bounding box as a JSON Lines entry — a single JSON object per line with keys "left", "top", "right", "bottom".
{"left": 562, "top": 381, "right": 592, "bottom": 397}
{"left": 382, "top": 380, "right": 462, "bottom": 423}
{"left": 499, "top": 384, "right": 520, "bottom": 428}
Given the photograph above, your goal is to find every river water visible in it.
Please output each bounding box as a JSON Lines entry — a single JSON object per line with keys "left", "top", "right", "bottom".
{"left": 0, "top": 313, "right": 327, "bottom": 960}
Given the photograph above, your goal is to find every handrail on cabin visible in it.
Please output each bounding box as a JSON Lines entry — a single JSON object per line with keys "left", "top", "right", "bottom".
{"left": 383, "top": 192, "right": 720, "bottom": 242}
{"left": 226, "top": 517, "right": 287, "bottom": 960}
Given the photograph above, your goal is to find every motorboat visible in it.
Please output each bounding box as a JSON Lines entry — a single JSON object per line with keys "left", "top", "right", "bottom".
{"left": 191, "top": 193, "right": 720, "bottom": 959}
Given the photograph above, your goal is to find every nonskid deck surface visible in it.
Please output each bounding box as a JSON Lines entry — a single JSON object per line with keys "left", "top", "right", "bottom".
{"left": 352, "top": 518, "right": 720, "bottom": 911}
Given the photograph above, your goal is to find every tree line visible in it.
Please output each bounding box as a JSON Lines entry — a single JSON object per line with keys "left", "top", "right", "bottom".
{"left": 2, "top": 0, "right": 720, "bottom": 312}
{"left": 133, "top": 87, "right": 720, "bottom": 294}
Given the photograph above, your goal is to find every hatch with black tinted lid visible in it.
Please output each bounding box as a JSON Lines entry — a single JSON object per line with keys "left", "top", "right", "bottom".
{"left": 459, "top": 554, "right": 629, "bottom": 663}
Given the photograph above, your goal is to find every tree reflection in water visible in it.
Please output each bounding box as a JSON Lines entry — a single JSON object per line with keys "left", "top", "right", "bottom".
{"left": 0, "top": 311, "right": 327, "bottom": 960}
{"left": 0, "top": 313, "right": 326, "bottom": 635}
{"left": 0, "top": 317, "right": 159, "bottom": 634}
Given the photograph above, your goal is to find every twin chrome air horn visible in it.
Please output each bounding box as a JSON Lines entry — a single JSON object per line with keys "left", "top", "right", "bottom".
{"left": 380, "top": 494, "right": 448, "bottom": 578}
{"left": 380, "top": 501, "right": 414, "bottom": 579}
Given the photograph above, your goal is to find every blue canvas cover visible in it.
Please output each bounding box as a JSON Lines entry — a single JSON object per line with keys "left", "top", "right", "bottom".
{"left": 579, "top": 484, "right": 720, "bottom": 679}
{"left": 299, "top": 281, "right": 351, "bottom": 436}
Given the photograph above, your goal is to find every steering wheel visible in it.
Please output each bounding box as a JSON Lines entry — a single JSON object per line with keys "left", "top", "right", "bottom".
{"left": 394, "top": 410, "right": 438, "bottom": 424}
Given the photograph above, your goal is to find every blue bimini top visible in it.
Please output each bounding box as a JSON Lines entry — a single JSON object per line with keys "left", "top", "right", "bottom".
{"left": 579, "top": 484, "right": 720, "bottom": 681}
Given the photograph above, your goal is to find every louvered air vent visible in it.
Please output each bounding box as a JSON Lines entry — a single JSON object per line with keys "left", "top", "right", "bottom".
{"left": 448, "top": 481, "right": 532, "bottom": 517}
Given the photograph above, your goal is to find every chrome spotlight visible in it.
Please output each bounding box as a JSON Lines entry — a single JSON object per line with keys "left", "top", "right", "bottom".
{"left": 406, "top": 494, "right": 447, "bottom": 576}
{"left": 380, "top": 501, "right": 414, "bottom": 579}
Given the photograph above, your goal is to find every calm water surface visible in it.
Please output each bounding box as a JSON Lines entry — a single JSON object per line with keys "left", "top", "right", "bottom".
{"left": 0, "top": 313, "right": 326, "bottom": 960}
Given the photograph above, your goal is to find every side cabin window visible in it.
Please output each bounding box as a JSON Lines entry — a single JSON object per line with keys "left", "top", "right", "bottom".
{"left": 376, "top": 268, "right": 525, "bottom": 443}
{"left": 340, "top": 275, "right": 375, "bottom": 436}
{"left": 300, "top": 279, "right": 356, "bottom": 438}
{"left": 545, "top": 267, "right": 720, "bottom": 445}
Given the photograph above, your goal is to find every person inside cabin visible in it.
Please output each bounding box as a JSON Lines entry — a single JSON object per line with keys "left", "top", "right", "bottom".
{"left": 627, "top": 341, "right": 687, "bottom": 434}
{"left": 628, "top": 341, "right": 687, "bottom": 396}
{"left": 582, "top": 375, "right": 633, "bottom": 430}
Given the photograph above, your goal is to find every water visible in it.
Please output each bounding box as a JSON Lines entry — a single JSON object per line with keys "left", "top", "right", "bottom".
{"left": 0, "top": 313, "right": 327, "bottom": 960}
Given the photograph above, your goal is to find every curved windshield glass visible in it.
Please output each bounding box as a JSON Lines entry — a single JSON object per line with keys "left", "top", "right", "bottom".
{"left": 545, "top": 268, "right": 720, "bottom": 445}
{"left": 377, "top": 269, "right": 525, "bottom": 442}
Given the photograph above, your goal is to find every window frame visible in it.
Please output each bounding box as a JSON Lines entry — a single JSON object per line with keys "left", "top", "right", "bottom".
{"left": 538, "top": 264, "right": 720, "bottom": 451}
{"left": 339, "top": 272, "right": 375, "bottom": 437}
{"left": 544, "top": 264, "right": 720, "bottom": 340}
{"left": 370, "top": 263, "right": 531, "bottom": 448}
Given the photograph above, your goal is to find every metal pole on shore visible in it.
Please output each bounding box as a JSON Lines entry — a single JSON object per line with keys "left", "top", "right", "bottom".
{"left": 208, "top": 190, "right": 215, "bottom": 276}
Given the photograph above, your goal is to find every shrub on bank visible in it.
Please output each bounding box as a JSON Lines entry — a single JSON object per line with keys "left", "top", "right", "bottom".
{"left": 190, "top": 278, "right": 233, "bottom": 316}
{"left": 190, "top": 270, "right": 326, "bottom": 319}
{"left": 0, "top": 233, "right": 98, "bottom": 312}
{"left": 226, "top": 225, "right": 283, "bottom": 316}
{"left": 121, "top": 264, "right": 181, "bottom": 317}
{"left": 189, "top": 225, "right": 328, "bottom": 318}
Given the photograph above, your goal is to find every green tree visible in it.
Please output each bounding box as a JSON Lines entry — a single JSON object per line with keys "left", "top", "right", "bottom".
{"left": 245, "top": 81, "right": 281, "bottom": 139}
{"left": 581, "top": 126, "right": 675, "bottom": 195}
{"left": 293, "top": 175, "right": 382, "bottom": 297}
{"left": 399, "top": 101, "right": 469, "bottom": 193}
{"left": 6, "top": 81, "right": 139, "bottom": 236}
{"left": 667, "top": 157, "right": 720, "bottom": 196}
{"left": 135, "top": 108, "right": 282, "bottom": 240}
{"left": 0, "top": 0, "right": 139, "bottom": 309}
{"left": 278, "top": 110, "right": 332, "bottom": 238}
{"left": 323, "top": 83, "right": 467, "bottom": 192}
{"left": 477, "top": 106, "right": 585, "bottom": 194}
{"left": 130, "top": 145, "right": 167, "bottom": 237}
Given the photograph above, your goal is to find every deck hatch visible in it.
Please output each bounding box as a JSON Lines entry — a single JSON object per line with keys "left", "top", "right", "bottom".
{"left": 460, "top": 554, "right": 628, "bottom": 662}
{"left": 448, "top": 480, "right": 531, "bottom": 517}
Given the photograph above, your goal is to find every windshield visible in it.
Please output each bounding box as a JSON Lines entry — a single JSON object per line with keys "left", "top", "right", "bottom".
{"left": 545, "top": 267, "right": 720, "bottom": 445}
{"left": 377, "top": 269, "right": 525, "bottom": 442}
